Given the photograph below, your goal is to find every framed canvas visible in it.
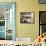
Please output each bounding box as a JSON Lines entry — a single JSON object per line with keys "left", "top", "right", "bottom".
{"left": 0, "top": 2, "right": 16, "bottom": 40}
{"left": 39, "top": 0, "right": 46, "bottom": 4}
{"left": 20, "top": 12, "right": 35, "bottom": 24}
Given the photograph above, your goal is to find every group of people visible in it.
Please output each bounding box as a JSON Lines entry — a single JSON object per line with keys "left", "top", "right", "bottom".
{"left": 35, "top": 34, "right": 46, "bottom": 42}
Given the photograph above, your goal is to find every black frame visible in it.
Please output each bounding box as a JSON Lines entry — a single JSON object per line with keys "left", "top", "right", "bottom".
{"left": 20, "top": 12, "right": 35, "bottom": 24}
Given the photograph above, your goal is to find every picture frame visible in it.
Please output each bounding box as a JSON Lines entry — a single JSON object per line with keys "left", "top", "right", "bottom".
{"left": 39, "top": 0, "right": 46, "bottom": 4}
{"left": 20, "top": 12, "right": 35, "bottom": 24}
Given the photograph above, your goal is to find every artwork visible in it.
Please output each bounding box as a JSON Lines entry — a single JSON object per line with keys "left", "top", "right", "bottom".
{"left": 39, "top": 0, "right": 46, "bottom": 4}
{"left": 20, "top": 12, "right": 34, "bottom": 24}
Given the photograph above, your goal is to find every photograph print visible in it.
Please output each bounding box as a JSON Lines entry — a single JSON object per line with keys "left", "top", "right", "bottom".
{"left": 20, "top": 12, "right": 34, "bottom": 24}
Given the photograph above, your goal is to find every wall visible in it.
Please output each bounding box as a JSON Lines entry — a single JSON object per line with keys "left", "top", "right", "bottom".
{"left": 0, "top": 0, "right": 46, "bottom": 40}
{"left": 16, "top": 0, "right": 39, "bottom": 40}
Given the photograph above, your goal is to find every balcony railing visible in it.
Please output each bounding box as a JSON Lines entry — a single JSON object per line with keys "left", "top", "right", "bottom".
{"left": 0, "top": 40, "right": 45, "bottom": 46}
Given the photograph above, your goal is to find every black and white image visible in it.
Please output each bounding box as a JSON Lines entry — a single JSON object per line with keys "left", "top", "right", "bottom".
{"left": 20, "top": 12, "right": 34, "bottom": 24}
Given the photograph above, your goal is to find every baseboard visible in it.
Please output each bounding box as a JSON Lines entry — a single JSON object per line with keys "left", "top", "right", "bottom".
{"left": 16, "top": 38, "right": 32, "bottom": 42}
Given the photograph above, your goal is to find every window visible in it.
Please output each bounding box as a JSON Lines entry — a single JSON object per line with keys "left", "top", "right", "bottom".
{"left": 0, "top": 2, "right": 16, "bottom": 40}
{"left": 39, "top": 0, "right": 46, "bottom": 4}
{"left": 39, "top": 11, "right": 46, "bottom": 35}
